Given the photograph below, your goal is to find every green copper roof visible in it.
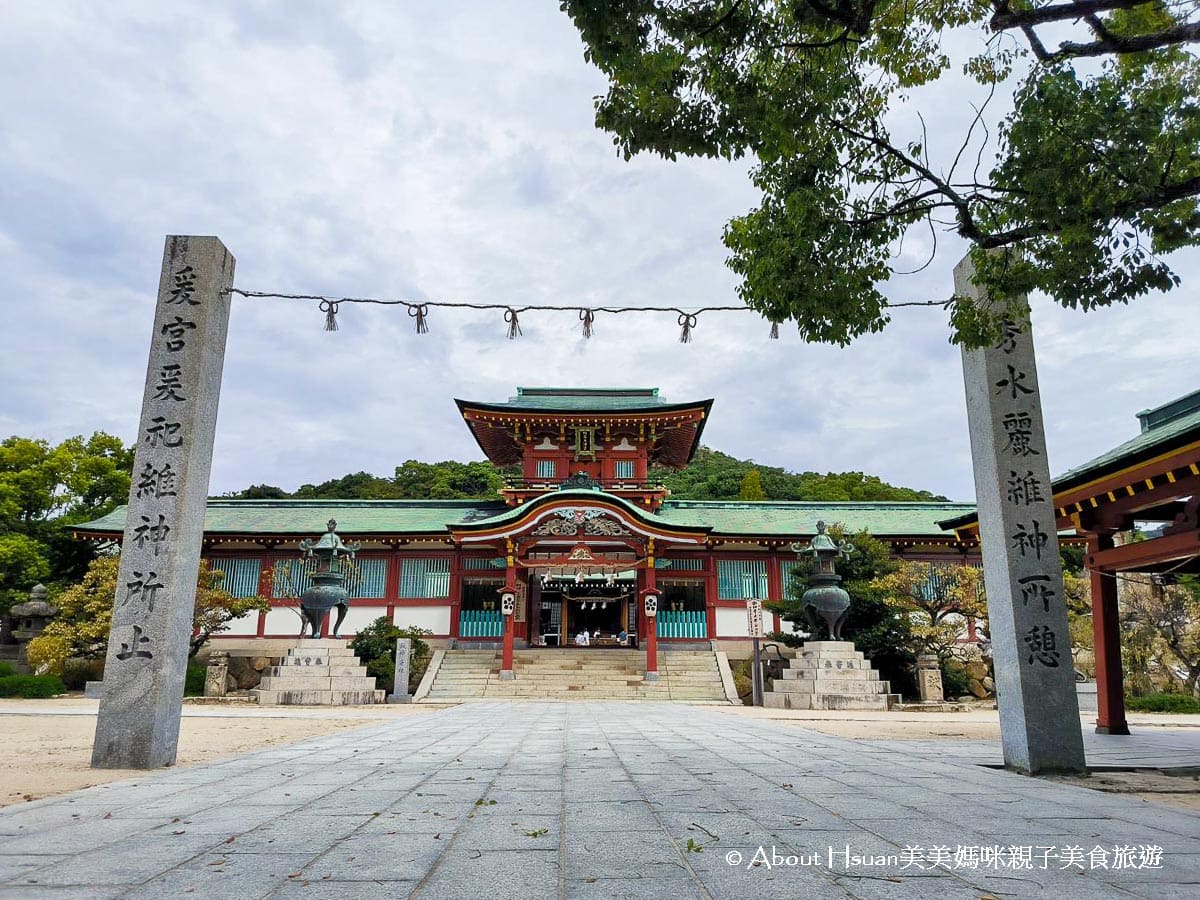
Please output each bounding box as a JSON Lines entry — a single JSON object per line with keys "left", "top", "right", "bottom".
{"left": 75, "top": 497, "right": 974, "bottom": 539}
{"left": 657, "top": 501, "right": 976, "bottom": 537}
{"left": 940, "top": 388, "right": 1200, "bottom": 532}
{"left": 1053, "top": 397, "right": 1200, "bottom": 492}
{"left": 460, "top": 387, "right": 705, "bottom": 412}
{"left": 451, "top": 489, "right": 699, "bottom": 532}
{"left": 74, "top": 499, "right": 509, "bottom": 536}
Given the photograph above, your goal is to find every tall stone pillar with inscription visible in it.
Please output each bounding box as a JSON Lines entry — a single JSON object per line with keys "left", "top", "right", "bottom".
{"left": 957, "top": 252, "right": 1085, "bottom": 774}
{"left": 92, "top": 236, "right": 234, "bottom": 770}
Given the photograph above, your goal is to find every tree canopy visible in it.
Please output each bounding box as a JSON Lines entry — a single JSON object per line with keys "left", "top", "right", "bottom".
{"left": 560, "top": 1, "right": 1200, "bottom": 346}
{"left": 0, "top": 433, "right": 133, "bottom": 612}
{"left": 226, "top": 447, "right": 943, "bottom": 502}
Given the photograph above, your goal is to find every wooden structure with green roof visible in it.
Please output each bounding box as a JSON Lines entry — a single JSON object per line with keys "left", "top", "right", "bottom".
{"left": 76, "top": 387, "right": 979, "bottom": 678}
{"left": 941, "top": 388, "right": 1200, "bottom": 735}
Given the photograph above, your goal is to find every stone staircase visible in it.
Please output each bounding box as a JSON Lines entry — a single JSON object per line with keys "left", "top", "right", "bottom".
{"left": 251, "top": 639, "right": 384, "bottom": 706}
{"left": 764, "top": 641, "right": 899, "bottom": 710}
{"left": 422, "top": 648, "right": 733, "bottom": 702}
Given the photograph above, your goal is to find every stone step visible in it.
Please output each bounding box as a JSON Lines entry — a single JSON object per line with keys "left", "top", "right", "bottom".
{"left": 264, "top": 665, "right": 366, "bottom": 678}
{"left": 785, "top": 658, "right": 873, "bottom": 671}
{"left": 258, "top": 676, "right": 378, "bottom": 691}
{"left": 763, "top": 692, "right": 896, "bottom": 711}
{"left": 779, "top": 668, "right": 878, "bottom": 681}
{"left": 771, "top": 678, "right": 892, "bottom": 694}
{"left": 250, "top": 688, "right": 384, "bottom": 705}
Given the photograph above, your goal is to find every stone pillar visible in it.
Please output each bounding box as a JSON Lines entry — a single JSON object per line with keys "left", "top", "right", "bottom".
{"left": 204, "top": 650, "right": 230, "bottom": 698}
{"left": 92, "top": 236, "right": 234, "bottom": 770}
{"left": 916, "top": 655, "right": 944, "bottom": 702}
{"left": 957, "top": 252, "right": 1085, "bottom": 774}
{"left": 1089, "top": 533, "right": 1129, "bottom": 734}
{"left": 388, "top": 638, "right": 413, "bottom": 703}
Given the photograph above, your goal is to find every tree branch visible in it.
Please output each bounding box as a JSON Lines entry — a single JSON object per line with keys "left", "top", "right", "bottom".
{"left": 990, "top": 0, "right": 1154, "bottom": 32}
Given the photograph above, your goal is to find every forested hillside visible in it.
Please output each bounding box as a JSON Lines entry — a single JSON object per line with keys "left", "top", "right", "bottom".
{"left": 228, "top": 447, "right": 944, "bottom": 503}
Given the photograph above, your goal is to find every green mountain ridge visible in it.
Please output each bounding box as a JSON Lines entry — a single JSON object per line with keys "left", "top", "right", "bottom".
{"left": 227, "top": 446, "right": 947, "bottom": 503}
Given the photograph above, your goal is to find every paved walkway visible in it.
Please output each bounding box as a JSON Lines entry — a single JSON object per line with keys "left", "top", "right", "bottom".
{"left": 2, "top": 703, "right": 1198, "bottom": 899}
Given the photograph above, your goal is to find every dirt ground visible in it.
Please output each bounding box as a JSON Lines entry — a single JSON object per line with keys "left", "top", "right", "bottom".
{"left": 0, "top": 698, "right": 437, "bottom": 808}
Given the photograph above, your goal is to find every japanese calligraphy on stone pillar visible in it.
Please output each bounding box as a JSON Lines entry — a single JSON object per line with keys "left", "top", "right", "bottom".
{"left": 92, "top": 237, "right": 234, "bottom": 771}
{"left": 958, "top": 252, "right": 1084, "bottom": 774}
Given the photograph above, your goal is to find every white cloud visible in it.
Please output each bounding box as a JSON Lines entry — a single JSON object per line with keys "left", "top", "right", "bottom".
{"left": 0, "top": 2, "right": 1194, "bottom": 505}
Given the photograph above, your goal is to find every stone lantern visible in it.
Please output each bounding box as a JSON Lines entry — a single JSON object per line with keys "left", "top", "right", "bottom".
{"left": 11, "top": 584, "right": 58, "bottom": 669}
{"left": 791, "top": 521, "right": 854, "bottom": 640}
{"left": 296, "top": 519, "right": 360, "bottom": 639}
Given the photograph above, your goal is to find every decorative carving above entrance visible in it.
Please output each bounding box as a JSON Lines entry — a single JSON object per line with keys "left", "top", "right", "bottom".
{"left": 532, "top": 508, "right": 632, "bottom": 537}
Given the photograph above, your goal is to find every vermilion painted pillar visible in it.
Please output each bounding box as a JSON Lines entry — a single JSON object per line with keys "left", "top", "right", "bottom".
{"left": 644, "top": 539, "right": 659, "bottom": 681}
{"left": 500, "top": 540, "right": 516, "bottom": 679}
{"left": 1090, "top": 533, "right": 1129, "bottom": 735}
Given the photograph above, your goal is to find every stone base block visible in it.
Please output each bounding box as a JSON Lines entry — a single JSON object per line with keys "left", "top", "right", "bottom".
{"left": 251, "top": 688, "right": 384, "bottom": 706}
{"left": 84, "top": 680, "right": 104, "bottom": 699}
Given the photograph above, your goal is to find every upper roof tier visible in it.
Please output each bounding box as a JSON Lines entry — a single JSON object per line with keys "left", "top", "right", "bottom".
{"left": 492, "top": 387, "right": 677, "bottom": 411}
{"left": 455, "top": 387, "right": 712, "bottom": 468}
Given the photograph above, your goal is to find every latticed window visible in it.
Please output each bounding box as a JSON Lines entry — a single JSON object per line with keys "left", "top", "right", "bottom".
{"left": 348, "top": 558, "right": 387, "bottom": 598}
{"left": 716, "top": 559, "right": 769, "bottom": 599}
{"left": 207, "top": 558, "right": 261, "bottom": 598}
{"left": 614, "top": 460, "right": 635, "bottom": 480}
{"left": 536, "top": 459, "right": 557, "bottom": 479}
{"left": 399, "top": 557, "right": 451, "bottom": 598}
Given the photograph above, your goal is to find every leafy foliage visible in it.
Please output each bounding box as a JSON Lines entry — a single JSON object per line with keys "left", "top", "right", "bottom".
{"left": 1125, "top": 691, "right": 1200, "bottom": 713}
{"left": 738, "top": 468, "right": 767, "bottom": 500}
{"left": 871, "top": 560, "right": 986, "bottom": 660}
{"left": 0, "top": 433, "right": 133, "bottom": 611}
{"left": 25, "top": 555, "right": 269, "bottom": 674}
{"left": 653, "top": 446, "right": 945, "bottom": 500}
{"left": 349, "top": 616, "right": 432, "bottom": 693}
{"left": 229, "top": 446, "right": 940, "bottom": 502}
{"left": 560, "top": 1, "right": 1200, "bottom": 346}
{"left": 0, "top": 674, "right": 66, "bottom": 698}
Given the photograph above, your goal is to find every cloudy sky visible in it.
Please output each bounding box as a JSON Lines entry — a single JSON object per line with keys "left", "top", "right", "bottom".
{"left": 1, "top": 2, "right": 1195, "bottom": 503}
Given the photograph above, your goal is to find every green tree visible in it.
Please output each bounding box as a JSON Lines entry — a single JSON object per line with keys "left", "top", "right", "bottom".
{"left": 738, "top": 468, "right": 767, "bottom": 500}
{"left": 561, "top": 1, "right": 1200, "bottom": 346}
{"left": 0, "top": 433, "right": 133, "bottom": 612}
{"left": 26, "top": 556, "right": 269, "bottom": 674}
{"left": 652, "top": 446, "right": 944, "bottom": 500}
{"left": 872, "top": 561, "right": 986, "bottom": 661}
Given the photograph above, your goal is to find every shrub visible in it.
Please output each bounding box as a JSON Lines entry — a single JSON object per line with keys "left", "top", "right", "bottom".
{"left": 0, "top": 675, "right": 66, "bottom": 698}
{"left": 1126, "top": 693, "right": 1200, "bottom": 714}
{"left": 0, "top": 662, "right": 14, "bottom": 678}
{"left": 61, "top": 657, "right": 105, "bottom": 691}
{"left": 941, "top": 663, "right": 972, "bottom": 698}
{"left": 184, "top": 663, "right": 207, "bottom": 697}
{"left": 350, "top": 617, "right": 432, "bottom": 694}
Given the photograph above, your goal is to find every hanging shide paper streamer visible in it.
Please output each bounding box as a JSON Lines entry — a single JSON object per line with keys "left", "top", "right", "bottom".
{"left": 677, "top": 313, "right": 697, "bottom": 344}
{"left": 504, "top": 308, "right": 522, "bottom": 339}
{"left": 320, "top": 300, "right": 339, "bottom": 332}
{"left": 231, "top": 287, "right": 953, "bottom": 344}
{"left": 409, "top": 303, "right": 429, "bottom": 334}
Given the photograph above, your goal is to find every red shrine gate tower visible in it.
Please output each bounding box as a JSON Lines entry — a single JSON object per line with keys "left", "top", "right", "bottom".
{"left": 452, "top": 388, "right": 713, "bottom": 678}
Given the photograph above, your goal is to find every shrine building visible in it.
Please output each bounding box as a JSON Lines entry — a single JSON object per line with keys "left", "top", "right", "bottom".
{"left": 76, "top": 387, "right": 980, "bottom": 659}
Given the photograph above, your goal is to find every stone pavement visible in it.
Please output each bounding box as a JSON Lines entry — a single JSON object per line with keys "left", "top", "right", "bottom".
{"left": 2, "top": 702, "right": 1198, "bottom": 899}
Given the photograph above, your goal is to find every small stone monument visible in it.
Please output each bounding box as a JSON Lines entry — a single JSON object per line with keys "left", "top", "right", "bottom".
{"left": 388, "top": 638, "right": 412, "bottom": 703}
{"left": 251, "top": 641, "right": 383, "bottom": 705}
{"left": 204, "top": 650, "right": 230, "bottom": 698}
{"left": 916, "top": 655, "right": 944, "bottom": 703}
